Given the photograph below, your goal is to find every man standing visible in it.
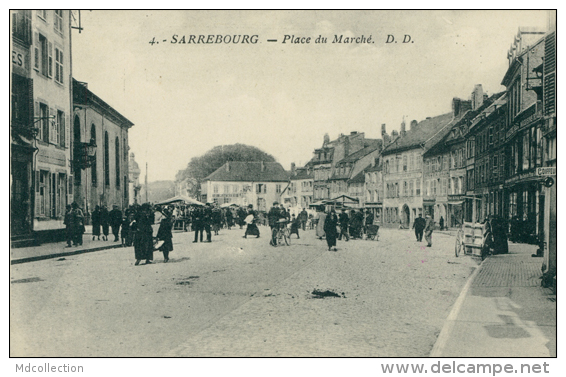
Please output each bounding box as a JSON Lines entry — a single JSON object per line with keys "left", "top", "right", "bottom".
{"left": 424, "top": 214, "right": 435, "bottom": 247}
{"left": 100, "top": 205, "right": 110, "bottom": 241}
{"left": 338, "top": 209, "right": 350, "bottom": 241}
{"left": 192, "top": 206, "right": 204, "bottom": 243}
{"left": 71, "top": 202, "right": 85, "bottom": 246}
{"left": 298, "top": 208, "right": 308, "bottom": 231}
{"left": 364, "top": 209, "right": 374, "bottom": 236}
{"left": 109, "top": 205, "right": 123, "bottom": 242}
{"left": 64, "top": 205, "right": 73, "bottom": 247}
{"left": 203, "top": 203, "right": 213, "bottom": 242}
{"left": 268, "top": 202, "right": 282, "bottom": 246}
{"left": 439, "top": 216, "right": 445, "bottom": 231}
{"left": 413, "top": 213, "right": 426, "bottom": 242}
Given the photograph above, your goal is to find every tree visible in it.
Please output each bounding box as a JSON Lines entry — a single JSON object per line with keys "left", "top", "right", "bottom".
{"left": 175, "top": 144, "right": 277, "bottom": 197}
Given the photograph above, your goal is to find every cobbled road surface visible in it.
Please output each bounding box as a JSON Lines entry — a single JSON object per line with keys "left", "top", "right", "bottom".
{"left": 10, "top": 226, "right": 479, "bottom": 357}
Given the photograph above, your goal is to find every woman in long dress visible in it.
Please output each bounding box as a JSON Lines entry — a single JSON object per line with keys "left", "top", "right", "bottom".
{"left": 315, "top": 207, "right": 326, "bottom": 239}
{"left": 156, "top": 208, "right": 174, "bottom": 262}
{"left": 323, "top": 209, "right": 339, "bottom": 251}
{"left": 133, "top": 204, "right": 154, "bottom": 265}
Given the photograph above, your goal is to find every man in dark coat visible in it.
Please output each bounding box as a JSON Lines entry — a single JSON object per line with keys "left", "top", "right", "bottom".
{"left": 133, "top": 203, "right": 154, "bottom": 265}
{"left": 192, "top": 206, "right": 204, "bottom": 242}
{"left": 100, "top": 205, "right": 110, "bottom": 241}
{"left": 203, "top": 203, "right": 213, "bottom": 242}
{"left": 91, "top": 205, "right": 101, "bottom": 241}
{"left": 64, "top": 205, "right": 73, "bottom": 247}
{"left": 109, "top": 205, "right": 123, "bottom": 242}
{"left": 364, "top": 209, "right": 374, "bottom": 236}
{"left": 268, "top": 202, "right": 283, "bottom": 246}
{"left": 298, "top": 208, "right": 308, "bottom": 231}
{"left": 413, "top": 213, "right": 426, "bottom": 242}
{"left": 338, "top": 209, "right": 350, "bottom": 241}
{"left": 439, "top": 216, "right": 445, "bottom": 231}
{"left": 71, "top": 202, "right": 85, "bottom": 246}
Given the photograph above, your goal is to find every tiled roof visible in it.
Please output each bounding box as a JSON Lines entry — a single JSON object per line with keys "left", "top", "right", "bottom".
{"left": 348, "top": 170, "right": 366, "bottom": 184}
{"left": 381, "top": 113, "right": 454, "bottom": 155}
{"left": 204, "top": 162, "right": 290, "bottom": 182}
{"left": 336, "top": 139, "right": 383, "bottom": 164}
{"left": 291, "top": 167, "right": 314, "bottom": 180}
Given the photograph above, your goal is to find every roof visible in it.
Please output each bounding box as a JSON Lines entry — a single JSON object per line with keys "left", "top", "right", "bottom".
{"left": 364, "top": 164, "right": 382, "bottom": 173}
{"left": 348, "top": 170, "right": 366, "bottom": 184}
{"left": 73, "top": 79, "right": 134, "bottom": 128}
{"left": 336, "top": 139, "right": 383, "bottom": 164}
{"left": 204, "top": 161, "right": 290, "bottom": 182}
{"left": 381, "top": 112, "right": 454, "bottom": 156}
{"left": 291, "top": 167, "right": 314, "bottom": 181}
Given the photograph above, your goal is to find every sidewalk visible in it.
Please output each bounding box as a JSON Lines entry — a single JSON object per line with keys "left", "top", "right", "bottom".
{"left": 10, "top": 231, "right": 126, "bottom": 265}
{"left": 431, "top": 243, "right": 556, "bottom": 357}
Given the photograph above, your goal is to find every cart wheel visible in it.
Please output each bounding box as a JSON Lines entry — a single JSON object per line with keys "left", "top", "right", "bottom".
{"left": 455, "top": 234, "right": 462, "bottom": 257}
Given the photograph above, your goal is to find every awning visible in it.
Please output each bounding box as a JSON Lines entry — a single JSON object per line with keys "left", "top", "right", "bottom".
{"left": 448, "top": 201, "right": 464, "bottom": 205}
{"left": 156, "top": 195, "right": 205, "bottom": 206}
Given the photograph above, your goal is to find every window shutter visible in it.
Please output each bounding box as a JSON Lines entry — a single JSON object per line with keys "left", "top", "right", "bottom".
{"left": 34, "top": 32, "right": 39, "bottom": 69}
{"left": 48, "top": 41, "right": 53, "bottom": 77}
{"left": 59, "top": 50, "right": 64, "bottom": 84}
{"left": 49, "top": 107, "right": 56, "bottom": 143}
{"left": 34, "top": 101, "right": 40, "bottom": 138}
{"left": 27, "top": 78, "right": 34, "bottom": 127}
{"left": 60, "top": 112, "right": 65, "bottom": 147}
{"left": 34, "top": 171, "right": 40, "bottom": 217}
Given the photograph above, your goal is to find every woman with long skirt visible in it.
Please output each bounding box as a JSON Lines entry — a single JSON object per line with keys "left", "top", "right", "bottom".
{"left": 156, "top": 209, "right": 174, "bottom": 262}
{"left": 323, "top": 209, "right": 339, "bottom": 251}
{"left": 315, "top": 207, "right": 327, "bottom": 239}
{"left": 133, "top": 203, "right": 154, "bottom": 265}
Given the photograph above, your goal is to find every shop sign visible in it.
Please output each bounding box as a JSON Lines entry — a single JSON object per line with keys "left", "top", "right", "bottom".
{"left": 536, "top": 167, "right": 556, "bottom": 176}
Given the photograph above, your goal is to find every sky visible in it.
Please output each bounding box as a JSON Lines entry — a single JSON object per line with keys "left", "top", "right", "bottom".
{"left": 70, "top": 10, "right": 551, "bottom": 182}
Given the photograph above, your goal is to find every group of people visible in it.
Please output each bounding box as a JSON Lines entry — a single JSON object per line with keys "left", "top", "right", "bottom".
{"left": 412, "top": 213, "right": 435, "bottom": 247}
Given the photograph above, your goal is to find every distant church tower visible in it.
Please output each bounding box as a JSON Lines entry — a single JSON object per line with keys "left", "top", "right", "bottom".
{"left": 128, "top": 152, "right": 141, "bottom": 204}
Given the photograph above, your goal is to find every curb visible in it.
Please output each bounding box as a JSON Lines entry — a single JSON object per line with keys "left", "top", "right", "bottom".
{"left": 429, "top": 257, "right": 486, "bottom": 357}
{"left": 10, "top": 244, "right": 125, "bottom": 265}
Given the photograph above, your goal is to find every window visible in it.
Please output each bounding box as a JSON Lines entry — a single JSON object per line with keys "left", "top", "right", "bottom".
{"left": 223, "top": 185, "right": 229, "bottom": 193}
{"left": 104, "top": 132, "right": 110, "bottom": 186}
{"left": 115, "top": 137, "right": 120, "bottom": 187}
{"left": 54, "top": 10, "right": 63, "bottom": 34}
{"left": 34, "top": 33, "right": 52, "bottom": 77}
{"left": 403, "top": 155, "right": 407, "bottom": 171}
{"left": 90, "top": 124, "right": 97, "bottom": 185}
{"left": 37, "top": 10, "right": 48, "bottom": 20}
{"left": 416, "top": 180, "right": 421, "bottom": 196}
{"left": 522, "top": 132, "right": 530, "bottom": 171}
{"left": 55, "top": 47, "right": 63, "bottom": 84}
{"left": 276, "top": 184, "right": 282, "bottom": 193}
{"left": 39, "top": 103, "right": 49, "bottom": 142}
{"left": 57, "top": 110, "right": 65, "bottom": 147}
{"left": 403, "top": 181, "right": 408, "bottom": 196}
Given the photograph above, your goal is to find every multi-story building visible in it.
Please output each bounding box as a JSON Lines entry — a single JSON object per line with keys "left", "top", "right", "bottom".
{"left": 11, "top": 10, "right": 73, "bottom": 245}
{"left": 363, "top": 162, "right": 383, "bottom": 223}
{"left": 282, "top": 163, "right": 314, "bottom": 212}
{"left": 540, "top": 23, "right": 556, "bottom": 277}
{"left": 201, "top": 161, "right": 290, "bottom": 212}
{"left": 381, "top": 115, "right": 454, "bottom": 228}
{"left": 329, "top": 137, "right": 382, "bottom": 204}
{"left": 72, "top": 79, "right": 133, "bottom": 215}
{"left": 501, "top": 27, "right": 546, "bottom": 244}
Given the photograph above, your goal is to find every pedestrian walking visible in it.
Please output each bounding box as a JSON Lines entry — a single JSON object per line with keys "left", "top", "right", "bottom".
{"left": 424, "top": 214, "right": 435, "bottom": 247}
{"left": 91, "top": 205, "right": 101, "bottom": 241}
{"left": 315, "top": 207, "right": 326, "bottom": 239}
{"left": 121, "top": 214, "right": 130, "bottom": 247}
{"left": 109, "top": 205, "right": 122, "bottom": 242}
{"left": 298, "top": 208, "right": 308, "bottom": 231}
{"left": 323, "top": 209, "right": 339, "bottom": 251}
{"left": 439, "top": 216, "right": 445, "bottom": 231}
{"left": 64, "top": 205, "right": 73, "bottom": 247}
{"left": 100, "top": 205, "right": 110, "bottom": 241}
{"left": 290, "top": 214, "right": 300, "bottom": 239}
{"left": 71, "top": 202, "right": 85, "bottom": 246}
{"left": 338, "top": 209, "right": 350, "bottom": 241}
{"left": 413, "top": 213, "right": 426, "bottom": 242}
{"left": 243, "top": 205, "right": 260, "bottom": 238}
{"left": 156, "top": 208, "right": 174, "bottom": 262}
{"left": 364, "top": 209, "right": 374, "bottom": 237}
{"left": 212, "top": 205, "right": 222, "bottom": 235}
{"left": 132, "top": 203, "right": 154, "bottom": 265}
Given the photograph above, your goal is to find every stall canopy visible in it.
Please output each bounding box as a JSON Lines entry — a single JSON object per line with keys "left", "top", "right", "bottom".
{"left": 156, "top": 195, "right": 205, "bottom": 206}
{"left": 220, "top": 202, "right": 239, "bottom": 208}
{"left": 326, "top": 195, "right": 360, "bottom": 205}
{"left": 309, "top": 200, "right": 327, "bottom": 207}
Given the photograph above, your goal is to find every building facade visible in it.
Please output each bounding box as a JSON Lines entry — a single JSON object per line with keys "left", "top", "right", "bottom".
{"left": 11, "top": 10, "right": 73, "bottom": 245}
{"left": 201, "top": 161, "right": 290, "bottom": 212}
{"left": 72, "top": 79, "right": 133, "bottom": 215}
{"left": 500, "top": 28, "right": 546, "bottom": 245}
{"left": 364, "top": 163, "right": 383, "bottom": 223}
{"left": 128, "top": 152, "right": 141, "bottom": 205}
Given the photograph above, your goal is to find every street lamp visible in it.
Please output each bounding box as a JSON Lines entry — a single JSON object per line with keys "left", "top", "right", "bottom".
{"left": 75, "top": 137, "right": 97, "bottom": 169}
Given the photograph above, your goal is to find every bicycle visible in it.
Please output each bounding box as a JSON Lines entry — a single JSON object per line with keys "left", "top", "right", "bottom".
{"left": 273, "top": 219, "right": 291, "bottom": 246}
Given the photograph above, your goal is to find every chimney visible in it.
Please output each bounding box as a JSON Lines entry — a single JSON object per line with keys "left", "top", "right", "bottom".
{"left": 391, "top": 130, "right": 399, "bottom": 138}
{"left": 400, "top": 119, "right": 406, "bottom": 137}
{"left": 381, "top": 123, "right": 387, "bottom": 136}
{"left": 471, "top": 84, "right": 484, "bottom": 110}
{"left": 410, "top": 120, "right": 418, "bottom": 130}
{"left": 350, "top": 131, "right": 358, "bottom": 135}
{"left": 226, "top": 162, "right": 230, "bottom": 172}
{"left": 323, "top": 133, "right": 330, "bottom": 145}
{"left": 291, "top": 162, "right": 296, "bottom": 175}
